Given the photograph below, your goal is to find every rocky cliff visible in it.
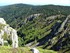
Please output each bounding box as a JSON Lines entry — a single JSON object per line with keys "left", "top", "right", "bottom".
{"left": 17, "top": 14, "right": 70, "bottom": 53}
{"left": 0, "top": 18, "right": 18, "bottom": 48}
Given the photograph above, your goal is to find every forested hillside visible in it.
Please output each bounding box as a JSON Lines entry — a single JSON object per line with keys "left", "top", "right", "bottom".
{"left": 0, "top": 4, "right": 70, "bottom": 53}
{"left": 0, "top": 4, "right": 70, "bottom": 28}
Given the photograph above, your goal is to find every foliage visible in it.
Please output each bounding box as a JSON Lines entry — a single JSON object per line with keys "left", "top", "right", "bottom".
{"left": 0, "top": 46, "right": 57, "bottom": 53}
{"left": 0, "top": 24, "right": 5, "bottom": 31}
{"left": 0, "top": 4, "right": 70, "bottom": 28}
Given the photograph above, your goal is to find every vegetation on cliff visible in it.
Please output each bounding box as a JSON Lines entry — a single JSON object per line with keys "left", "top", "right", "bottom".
{"left": 0, "top": 4, "right": 70, "bottom": 53}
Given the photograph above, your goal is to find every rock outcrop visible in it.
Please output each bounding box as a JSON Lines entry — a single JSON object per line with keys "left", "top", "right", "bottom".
{"left": 58, "top": 15, "right": 69, "bottom": 32}
{"left": 30, "top": 48, "right": 40, "bottom": 53}
{"left": 0, "top": 18, "right": 6, "bottom": 24}
{"left": 0, "top": 18, "right": 18, "bottom": 48}
{"left": 24, "top": 13, "right": 41, "bottom": 23}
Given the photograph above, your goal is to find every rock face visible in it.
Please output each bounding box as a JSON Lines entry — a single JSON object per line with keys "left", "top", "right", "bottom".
{"left": 11, "top": 29, "right": 18, "bottom": 48}
{"left": 0, "top": 18, "right": 6, "bottom": 24}
{"left": 0, "top": 18, "right": 18, "bottom": 48}
{"left": 0, "top": 30, "right": 4, "bottom": 46}
{"left": 58, "top": 15, "right": 69, "bottom": 32}
{"left": 24, "top": 13, "right": 41, "bottom": 23}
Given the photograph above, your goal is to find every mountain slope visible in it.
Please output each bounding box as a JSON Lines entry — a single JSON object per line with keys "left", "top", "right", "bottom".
{"left": 0, "top": 4, "right": 70, "bottom": 53}
{"left": 18, "top": 14, "right": 70, "bottom": 53}
{"left": 0, "top": 4, "right": 70, "bottom": 28}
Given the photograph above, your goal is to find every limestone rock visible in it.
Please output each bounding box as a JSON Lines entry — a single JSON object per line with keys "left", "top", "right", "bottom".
{"left": 30, "top": 48, "right": 40, "bottom": 53}
{"left": 58, "top": 15, "right": 69, "bottom": 32}
{"left": 24, "top": 13, "right": 41, "bottom": 23}
{"left": 0, "top": 18, "right": 18, "bottom": 48}
{"left": 0, "top": 18, "right": 6, "bottom": 24}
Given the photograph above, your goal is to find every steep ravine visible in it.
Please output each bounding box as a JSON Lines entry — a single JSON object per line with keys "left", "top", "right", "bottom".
{"left": 22, "top": 14, "right": 70, "bottom": 52}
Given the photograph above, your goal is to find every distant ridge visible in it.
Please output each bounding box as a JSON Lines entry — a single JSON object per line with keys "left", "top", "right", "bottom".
{"left": 0, "top": 3, "right": 70, "bottom": 7}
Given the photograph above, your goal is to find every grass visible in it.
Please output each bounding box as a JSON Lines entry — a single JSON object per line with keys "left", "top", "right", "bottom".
{"left": 37, "top": 47, "right": 57, "bottom": 53}
{"left": 0, "top": 46, "right": 57, "bottom": 53}
{"left": 0, "top": 46, "right": 32, "bottom": 53}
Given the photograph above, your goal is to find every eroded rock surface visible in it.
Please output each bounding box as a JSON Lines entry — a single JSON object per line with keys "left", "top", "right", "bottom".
{"left": 0, "top": 18, "right": 18, "bottom": 48}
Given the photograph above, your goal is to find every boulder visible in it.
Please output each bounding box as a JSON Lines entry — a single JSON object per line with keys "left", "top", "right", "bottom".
{"left": 30, "top": 48, "right": 39, "bottom": 53}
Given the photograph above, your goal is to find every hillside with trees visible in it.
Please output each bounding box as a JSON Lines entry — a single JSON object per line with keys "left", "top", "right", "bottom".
{"left": 0, "top": 4, "right": 70, "bottom": 53}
